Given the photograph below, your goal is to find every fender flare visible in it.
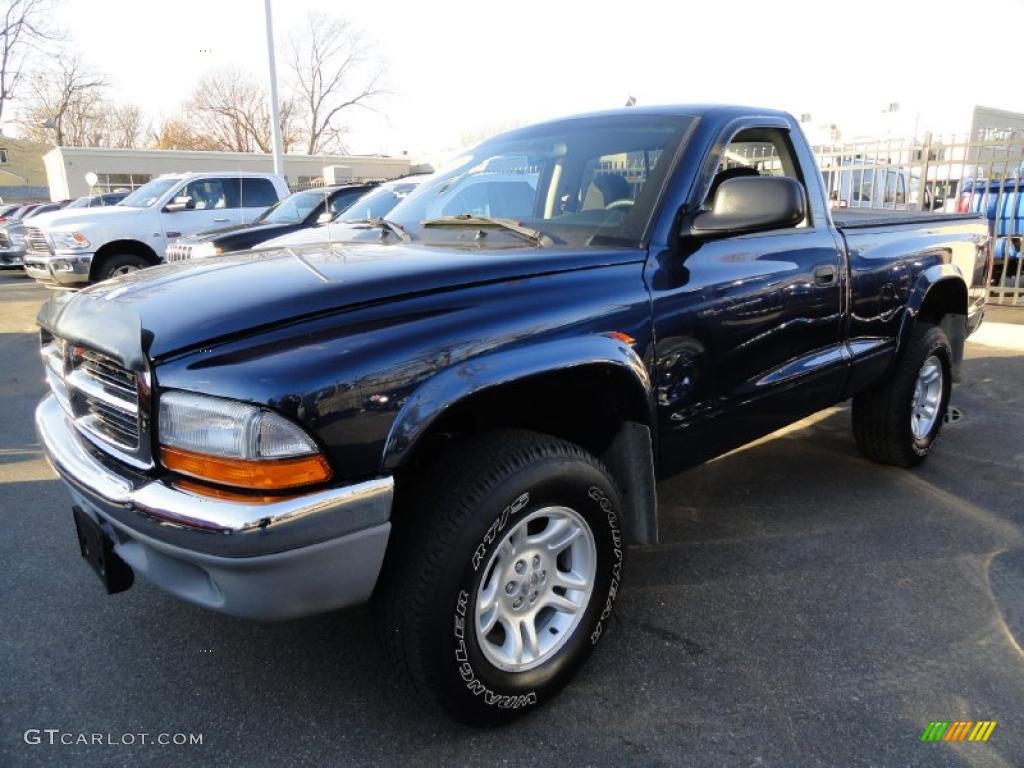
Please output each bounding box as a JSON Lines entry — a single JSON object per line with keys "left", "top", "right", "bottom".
{"left": 896, "top": 264, "right": 967, "bottom": 351}
{"left": 895, "top": 264, "right": 969, "bottom": 379}
{"left": 381, "top": 334, "right": 653, "bottom": 472}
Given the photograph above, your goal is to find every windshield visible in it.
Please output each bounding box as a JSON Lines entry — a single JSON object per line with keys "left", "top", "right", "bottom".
{"left": 385, "top": 114, "right": 693, "bottom": 247}
{"left": 336, "top": 182, "right": 420, "bottom": 222}
{"left": 255, "top": 189, "right": 326, "bottom": 224}
{"left": 118, "top": 178, "right": 179, "bottom": 208}
{"left": 65, "top": 197, "right": 90, "bottom": 209}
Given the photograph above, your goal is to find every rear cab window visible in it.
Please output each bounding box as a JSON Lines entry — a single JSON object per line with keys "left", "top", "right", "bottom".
{"left": 240, "top": 178, "right": 280, "bottom": 209}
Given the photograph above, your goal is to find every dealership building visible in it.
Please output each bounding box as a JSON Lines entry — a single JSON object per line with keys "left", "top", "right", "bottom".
{"left": 41, "top": 146, "right": 421, "bottom": 200}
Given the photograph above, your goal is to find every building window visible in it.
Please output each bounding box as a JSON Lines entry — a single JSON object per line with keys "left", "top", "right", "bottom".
{"left": 95, "top": 172, "right": 151, "bottom": 193}
{"left": 0, "top": 149, "right": 8, "bottom": 163}
{"left": 291, "top": 175, "right": 324, "bottom": 191}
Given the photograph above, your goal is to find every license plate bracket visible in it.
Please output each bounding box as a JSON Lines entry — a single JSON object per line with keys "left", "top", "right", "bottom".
{"left": 72, "top": 506, "right": 134, "bottom": 594}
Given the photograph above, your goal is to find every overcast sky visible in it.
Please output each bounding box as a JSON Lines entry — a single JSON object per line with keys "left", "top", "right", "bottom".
{"left": 45, "top": 0, "right": 1024, "bottom": 159}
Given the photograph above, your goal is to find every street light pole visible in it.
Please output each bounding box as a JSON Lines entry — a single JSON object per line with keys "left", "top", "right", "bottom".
{"left": 263, "top": 0, "right": 285, "bottom": 181}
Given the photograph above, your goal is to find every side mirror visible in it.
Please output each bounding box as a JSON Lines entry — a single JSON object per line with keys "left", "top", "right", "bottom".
{"left": 165, "top": 196, "right": 194, "bottom": 213}
{"left": 316, "top": 212, "right": 333, "bottom": 225}
{"left": 688, "top": 176, "right": 806, "bottom": 237}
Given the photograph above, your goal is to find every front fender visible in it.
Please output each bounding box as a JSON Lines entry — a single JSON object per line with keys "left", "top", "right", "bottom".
{"left": 382, "top": 334, "right": 652, "bottom": 471}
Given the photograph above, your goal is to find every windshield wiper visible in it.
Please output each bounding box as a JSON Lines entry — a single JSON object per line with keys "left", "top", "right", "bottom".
{"left": 421, "top": 215, "right": 551, "bottom": 246}
{"left": 345, "top": 217, "right": 411, "bottom": 243}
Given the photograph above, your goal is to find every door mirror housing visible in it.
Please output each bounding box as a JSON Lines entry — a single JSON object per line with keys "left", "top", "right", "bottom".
{"left": 316, "top": 212, "right": 333, "bottom": 225}
{"left": 687, "top": 176, "right": 807, "bottom": 237}
{"left": 165, "top": 196, "right": 194, "bottom": 213}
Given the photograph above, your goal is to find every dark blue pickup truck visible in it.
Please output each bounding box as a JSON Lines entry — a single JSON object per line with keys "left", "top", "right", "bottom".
{"left": 35, "top": 105, "right": 990, "bottom": 724}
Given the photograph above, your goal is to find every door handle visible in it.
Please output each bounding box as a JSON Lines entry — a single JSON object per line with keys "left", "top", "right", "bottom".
{"left": 213, "top": 218, "right": 229, "bottom": 223}
{"left": 813, "top": 265, "right": 836, "bottom": 285}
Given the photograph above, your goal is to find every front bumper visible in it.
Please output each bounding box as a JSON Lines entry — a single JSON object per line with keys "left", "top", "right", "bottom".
{"left": 36, "top": 394, "right": 393, "bottom": 619}
{"left": 24, "top": 251, "right": 92, "bottom": 287}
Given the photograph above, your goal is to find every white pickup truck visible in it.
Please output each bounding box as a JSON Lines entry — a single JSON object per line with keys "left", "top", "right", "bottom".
{"left": 24, "top": 171, "right": 288, "bottom": 287}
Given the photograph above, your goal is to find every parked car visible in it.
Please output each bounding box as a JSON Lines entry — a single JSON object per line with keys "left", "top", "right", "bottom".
{"left": 23, "top": 172, "right": 288, "bottom": 287}
{"left": 24, "top": 202, "right": 65, "bottom": 219}
{"left": 0, "top": 202, "right": 63, "bottom": 268}
{"left": 63, "top": 192, "right": 130, "bottom": 209}
{"left": 35, "top": 105, "right": 989, "bottom": 725}
{"left": 164, "top": 183, "right": 378, "bottom": 262}
{"left": 257, "top": 175, "right": 431, "bottom": 249}
{"left": 957, "top": 174, "right": 1022, "bottom": 286}
{"left": 820, "top": 161, "right": 943, "bottom": 210}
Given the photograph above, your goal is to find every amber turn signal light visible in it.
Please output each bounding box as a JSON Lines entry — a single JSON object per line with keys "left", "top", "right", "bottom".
{"left": 160, "top": 446, "right": 332, "bottom": 490}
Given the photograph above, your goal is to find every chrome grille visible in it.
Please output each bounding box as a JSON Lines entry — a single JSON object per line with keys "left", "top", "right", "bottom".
{"left": 39, "top": 334, "right": 150, "bottom": 466}
{"left": 81, "top": 350, "right": 137, "bottom": 399}
{"left": 166, "top": 243, "right": 192, "bottom": 262}
{"left": 25, "top": 226, "right": 50, "bottom": 254}
{"left": 82, "top": 395, "right": 139, "bottom": 446}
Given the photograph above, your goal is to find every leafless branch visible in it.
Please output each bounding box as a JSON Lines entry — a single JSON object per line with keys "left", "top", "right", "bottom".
{"left": 0, "top": 0, "right": 64, "bottom": 124}
{"left": 285, "top": 12, "right": 388, "bottom": 154}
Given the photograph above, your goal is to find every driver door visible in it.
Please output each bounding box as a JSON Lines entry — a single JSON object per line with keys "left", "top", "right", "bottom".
{"left": 161, "top": 178, "right": 239, "bottom": 242}
{"left": 646, "top": 123, "right": 845, "bottom": 475}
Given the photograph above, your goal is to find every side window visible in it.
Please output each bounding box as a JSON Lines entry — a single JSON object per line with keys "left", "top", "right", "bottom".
{"left": 328, "top": 189, "right": 364, "bottom": 213}
{"left": 848, "top": 169, "right": 874, "bottom": 203}
{"left": 181, "top": 179, "right": 228, "bottom": 210}
{"left": 704, "top": 127, "right": 804, "bottom": 218}
{"left": 240, "top": 177, "right": 279, "bottom": 208}
{"left": 884, "top": 172, "right": 897, "bottom": 205}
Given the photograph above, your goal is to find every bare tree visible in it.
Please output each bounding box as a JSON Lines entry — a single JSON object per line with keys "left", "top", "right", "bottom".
{"left": 149, "top": 117, "right": 221, "bottom": 151}
{"left": 17, "top": 54, "right": 107, "bottom": 145}
{"left": 285, "top": 12, "right": 385, "bottom": 154}
{"left": 0, "top": 0, "right": 62, "bottom": 125}
{"left": 186, "top": 68, "right": 298, "bottom": 153}
{"left": 104, "top": 102, "right": 145, "bottom": 149}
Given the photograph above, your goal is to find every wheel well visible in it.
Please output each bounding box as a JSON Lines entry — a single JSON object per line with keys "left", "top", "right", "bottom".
{"left": 916, "top": 278, "right": 968, "bottom": 381}
{"left": 397, "top": 364, "right": 651, "bottom": 475}
{"left": 917, "top": 278, "right": 967, "bottom": 325}
{"left": 90, "top": 240, "right": 160, "bottom": 280}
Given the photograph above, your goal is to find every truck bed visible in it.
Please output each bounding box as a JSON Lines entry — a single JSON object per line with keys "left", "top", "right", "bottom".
{"left": 832, "top": 208, "right": 981, "bottom": 229}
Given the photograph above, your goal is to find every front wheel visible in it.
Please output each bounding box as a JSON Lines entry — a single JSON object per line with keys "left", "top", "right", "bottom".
{"left": 375, "top": 430, "right": 624, "bottom": 725}
{"left": 852, "top": 323, "right": 953, "bottom": 467}
{"left": 94, "top": 253, "right": 150, "bottom": 282}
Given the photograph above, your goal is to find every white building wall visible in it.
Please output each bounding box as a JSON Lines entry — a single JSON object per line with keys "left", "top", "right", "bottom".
{"left": 43, "top": 147, "right": 416, "bottom": 200}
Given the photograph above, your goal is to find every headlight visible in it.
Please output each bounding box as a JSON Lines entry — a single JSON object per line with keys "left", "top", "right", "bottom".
{"left": 158, "top": 391, "right": 332, "bottom": 490}
{"left": 51, "top": 231, "right": 91, "bottom": 251}
{"left": 190, "top": 242, "right": 223, "bottom": 259}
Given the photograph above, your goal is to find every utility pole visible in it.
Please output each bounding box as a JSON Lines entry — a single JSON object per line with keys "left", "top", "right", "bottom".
{"left": 263, "top": 0, "right": 285, "bottom": 181}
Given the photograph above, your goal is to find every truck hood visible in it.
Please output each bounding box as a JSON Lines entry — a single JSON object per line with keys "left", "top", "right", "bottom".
{"left": 38, "top": 241, "right": 643, "bottom": 363}
{"left": 27, "top": 205, "right": 143, "bottom": 232}
{"left": 175, "top": 220, "right": 294, "bottom": 244}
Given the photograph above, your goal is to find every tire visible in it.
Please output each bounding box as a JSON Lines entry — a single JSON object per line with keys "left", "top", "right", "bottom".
{"left": 852, "top": 323, "right": 952, "bottom": 467}
{"left": 94, "top": 253, "right": 149, "bottom": 282}
{"left": 375, "top": 430, "right": 624, "bottom": 725}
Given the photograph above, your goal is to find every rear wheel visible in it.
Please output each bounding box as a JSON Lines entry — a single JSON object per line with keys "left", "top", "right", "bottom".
{"left": 852, "top": 323, "right": 952, "bottom": 467}
{"left": 94, "top": 253, "right": 149, "bottom": 282}
{"left": 375, "top": 430, "right": 624, "bottom": 725}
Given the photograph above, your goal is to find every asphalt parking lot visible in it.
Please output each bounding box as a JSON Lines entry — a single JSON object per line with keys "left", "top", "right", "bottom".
{"left": 1, "top": 269, "right": 1022, "bottom": 768}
